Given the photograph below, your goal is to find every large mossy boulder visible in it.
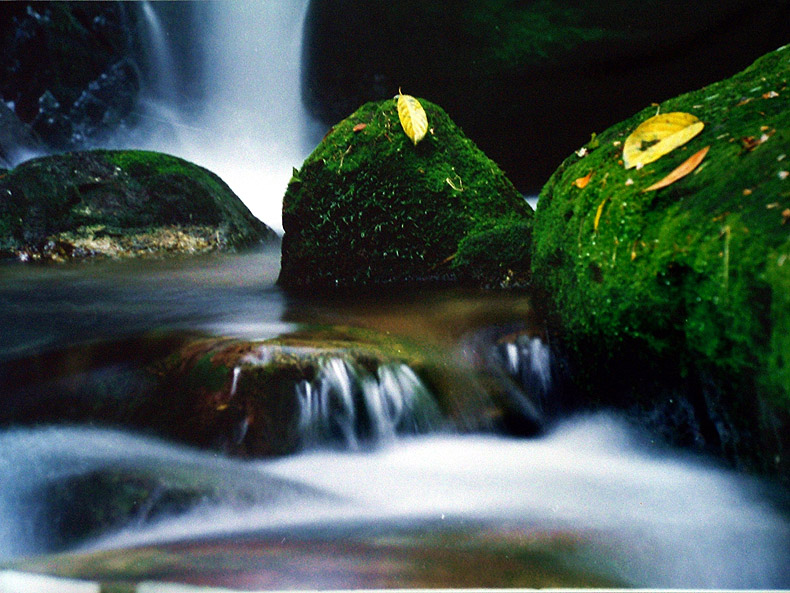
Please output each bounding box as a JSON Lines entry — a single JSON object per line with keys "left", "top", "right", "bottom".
{"left": 304, "top": 0, "right": 790, "bottom": 194}
{"left": 279, "top": 97, "right": 533, "bottom": 289}
{"left": 0, "top": 150, "right": 276, "bottom": 260}
{"left": 531, "top": 45, "right": 790, "bottom": 477}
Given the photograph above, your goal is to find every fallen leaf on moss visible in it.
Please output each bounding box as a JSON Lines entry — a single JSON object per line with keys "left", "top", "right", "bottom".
{"left": 623, "top": 112, "right": 704, "bottom": 169}
{"left": 779, "top": 170, "right": 789, "bottom": 180}
{"left": 593, "top": 196, "right": 608, "bottom": 231}
{"left": 397, "top": 91, "right": 428, "bottom": 146}
{"left": 573, "top": 171, "right": 593, "bottom": 189}
{"left": 643, "top": 146, "right": 710, "bottom": 192}
{"left": 763, "top": 91, "right": 779, "bottom": 99}
{"left": 353, "top": 123, "right": 367, "bottom": 132}
{"left": 783, "top": 209, "right": 790, "bottom": 224}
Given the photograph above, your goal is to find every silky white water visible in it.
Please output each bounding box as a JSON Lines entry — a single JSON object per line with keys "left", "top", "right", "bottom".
{"left": 1, "top": 416, "right": 787, "bottom": 588}
{"left": 130, "top": 0, "right": 323, "bottom": 232}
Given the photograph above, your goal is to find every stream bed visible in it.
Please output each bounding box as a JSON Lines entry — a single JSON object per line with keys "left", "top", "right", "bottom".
{"left": 0, "top": 248, "right": 788, "bottom": 590}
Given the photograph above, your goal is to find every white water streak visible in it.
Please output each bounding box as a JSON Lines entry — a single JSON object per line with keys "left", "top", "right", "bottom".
{"left": 133, "top": 1, "right": 322, "bottom": 232}
{"left": 23, "top": 415, "right": 781, "bottom": 588}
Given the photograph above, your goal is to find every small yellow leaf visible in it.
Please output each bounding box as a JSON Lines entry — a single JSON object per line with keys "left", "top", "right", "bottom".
{"left": 593, "top": 196, "right": 608, "bottom": 231}
{"left": 573, "top": 171, "right": 594, "bottom": 189}
{"left": 623, "top": 112, "right": 704, "bottom": 169}
{"left": 643, "top": 146, "right": 710, "bottom": 192}
{"left": 397, "top": 91, "right": 428, "bottom": 146}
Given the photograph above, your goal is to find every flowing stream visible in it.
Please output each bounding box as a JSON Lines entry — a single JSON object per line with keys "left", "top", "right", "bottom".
{"left": 1, "top": 3, "right": 789, "bottom": 590}
{"left": 0, "top": 250, "right": 788, "bottom": 589}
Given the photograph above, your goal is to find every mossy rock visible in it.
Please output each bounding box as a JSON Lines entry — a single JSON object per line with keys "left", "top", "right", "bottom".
{"left": 0, "top": 325, "right": 547, "bottom": 457}
{"left": 531, "top": 46, "right": 790, "bottom": 477}
{"left": 454, "top": 221, "right": 533, "bottom": 288}
{"left": 134, "top": 328, "right": 458, "bottom": 456}
{"left": 0, "top": 150, "right": 277, "bottom": 260}
{"left": 279, "top": 97, "right": 533, "bottom": 289}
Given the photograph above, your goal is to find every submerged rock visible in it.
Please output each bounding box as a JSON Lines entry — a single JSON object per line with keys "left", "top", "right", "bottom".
{"left": 0, "top": 325, "right": 553, "bottom": 457}
{"left": 0, "top": 149, "right": 276, "bottom": 260}
{"left": 135, "top": 329, "right": 449, "bottom": 456}
{"left": 531, "top": 46, "right": 790, "bottom": 479}
{"left": 279, "top": 97, "right": 533, "bottom": 289}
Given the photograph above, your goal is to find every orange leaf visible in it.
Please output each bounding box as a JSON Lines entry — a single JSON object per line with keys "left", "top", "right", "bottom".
{"left": 353, "top": 123, "right": 367, "bottom": 132}
{"left": 642, "top": 146, "right": 710, "bottom": 192}
{"left": 573, "top": 171, "right": 593, "bottom": 189}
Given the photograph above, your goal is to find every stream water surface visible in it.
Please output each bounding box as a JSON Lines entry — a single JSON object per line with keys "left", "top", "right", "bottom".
{"left": 2, "top": 1, "right": 789, "bottom": 589}
{"left": 0, "top": 249, "right": 788, "bottom": 590}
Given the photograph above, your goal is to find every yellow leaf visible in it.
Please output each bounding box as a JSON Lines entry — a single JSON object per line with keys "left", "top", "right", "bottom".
{"left": 397, "top": 91, "right": 428, "bottom": 146}
{"left": 623, "top": 112, "right": 704, "bottom": 169}
{"left": 643, "top": 146, "right": 710, "bottom": 192}
{"left": 593, "top": 196, "right": 608, "bottom": 231}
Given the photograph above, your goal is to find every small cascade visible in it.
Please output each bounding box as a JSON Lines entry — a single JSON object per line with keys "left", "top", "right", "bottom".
{"left": 500, "top": 335, "right": 553, "bottom": 400}
{"left": 297, "top": 358, "right": 442, "bottom": 449}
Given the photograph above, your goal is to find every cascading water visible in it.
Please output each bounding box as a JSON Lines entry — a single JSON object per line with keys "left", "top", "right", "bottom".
{"left": 137, "top": 1, "right": 178, "bottom": 105}
{"left": 0, "top": 254, "right": 788, "bottom": 588}
{"left": 130, "top": 0, "right": 323, "bottom": 232}
{"left": 296, "top": 358, "right": 443, "bottom": 448}
{"left": 1, "top": 418, "right": 788, "bottom": 588}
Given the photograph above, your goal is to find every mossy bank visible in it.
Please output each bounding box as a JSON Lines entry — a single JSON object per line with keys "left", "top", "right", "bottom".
{"left": 279, "top": 97, "right": 533, "bottom": 289}
{"left": 531, "top": 45, "right": 790, "bottom": 477}
{"left": 0, "top": 150, "right": 276, "bottom": 260}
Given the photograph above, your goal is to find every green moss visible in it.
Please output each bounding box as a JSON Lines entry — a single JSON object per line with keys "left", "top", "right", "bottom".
{"left": 453, "top": 220, "right": 533, "bottom": 288}
{"left": 0, "top": 150, "right": 275, "bottom": 259}
{"left": 280, "top": 98, "right": 532, "bottom": 288}
{"left": 532, "top": 46, "right": 790, "bottom": 427}
{"left": 464, "top": 0, "right": 612, "bottom": 68}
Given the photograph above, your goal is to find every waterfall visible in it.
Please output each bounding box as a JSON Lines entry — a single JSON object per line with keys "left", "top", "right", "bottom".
{"left": 296, "top": 358, "right": 443, "bottom": 449}
{"left": 138, "top": 1, "right": 178, "bottom": 104}
{"left": 132, "top": 1, "right": 323, "bottom": 232}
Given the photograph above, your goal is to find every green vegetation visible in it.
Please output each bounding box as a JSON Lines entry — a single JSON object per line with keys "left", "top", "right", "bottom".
{"left": 531, "top": 46, "right": 790, "bottom": 472}
{"left": 0, "top": 149, "right": 275, "bottom": 259}
{"left": 279, "top": 97, "right": 532, "bottom": 288}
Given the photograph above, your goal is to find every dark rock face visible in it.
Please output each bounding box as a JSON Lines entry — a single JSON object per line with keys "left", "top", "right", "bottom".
{"left": 303, "top": 0, "right": 790, "bottom": 193}
{"left": 530, "top": 46, "right": 790, "bottom": 481}
{"left": 0, "top": 2, "right": 143, "bottom": 154}
{"left": 33, "top": 59, "right": 141, "bottom": 149}
{"left": 279, "top": 97, "right": 532, "bottom": 289}
{"left": 0, "top": 149, "right": 276, "bottom": 260}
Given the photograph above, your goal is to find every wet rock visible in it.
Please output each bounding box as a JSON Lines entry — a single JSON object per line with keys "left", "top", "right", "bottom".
{"left": 133, "top": 329, "right": 450, "bottom": 456}
{"left": 0, "top": 2, "right": 132, "bottom": 124}
{"left": 41, "top": 469, "right": 214, "bottom": 552}
{"left": 67, "top": 59, "right": 141, "bottom": 147}
{"left": 0, "top": 325, "right": 557, "bottom": 457}
{"left": 0, "top": 149, "right": 276, "bottom": 260}
{"left": 531, "top": 46, "right": 790, "bottom": 480}
{"left": 279, "top": 97, "right": 533, "bottom": 289}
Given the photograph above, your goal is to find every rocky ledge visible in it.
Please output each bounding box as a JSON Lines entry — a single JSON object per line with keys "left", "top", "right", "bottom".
{"left": 0, "top": 149, "right": 277, "bottom": 261}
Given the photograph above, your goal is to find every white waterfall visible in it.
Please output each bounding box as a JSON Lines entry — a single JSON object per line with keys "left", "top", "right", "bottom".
{"left": 133, "top": 0, "right": 323, "bottom": 233}
{"left": 296, "top": 358, "right": 443, "bottom": 448}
